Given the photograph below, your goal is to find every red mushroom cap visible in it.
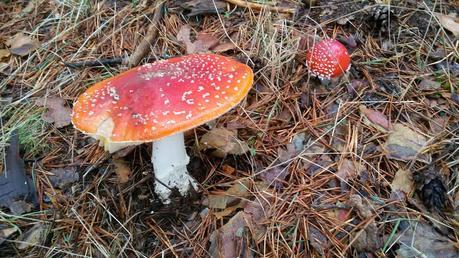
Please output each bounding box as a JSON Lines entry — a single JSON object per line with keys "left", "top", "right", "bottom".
{"left": 305, "top": 39, "right": 351, "bottom": 80}
{"left": 71, "top": 54, "right": 253, "bottom": 144}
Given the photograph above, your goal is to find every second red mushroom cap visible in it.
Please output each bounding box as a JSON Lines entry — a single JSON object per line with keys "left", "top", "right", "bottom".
{"left": 305, "top": 39, "right": 351, "bottom": 80}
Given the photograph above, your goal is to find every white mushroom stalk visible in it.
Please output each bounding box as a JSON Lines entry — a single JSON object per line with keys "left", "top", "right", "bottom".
{"left": 151, "top": 133, "right": 197, "bottom": 204}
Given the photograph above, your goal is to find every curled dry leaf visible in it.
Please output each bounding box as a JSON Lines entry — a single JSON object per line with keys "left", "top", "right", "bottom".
{"left": 359, "top": 105, "right": 392, "bottom": 132}
{"left": 200, "top": 128, "right": 249, "bottom": 158}
{"left": 35, "top": 97, "right": 71, "bottom": 128}
{"left": 6, "top": 33, "right": 39, "bottom": 56}
{"left": 384, "top": 123, "right": 430, "bottom": 163}
{"left": 113, "top": 159, "right": 131, "bottom": 184}
{"left": 434, "top": 13, "right": 459, "bottom": 37}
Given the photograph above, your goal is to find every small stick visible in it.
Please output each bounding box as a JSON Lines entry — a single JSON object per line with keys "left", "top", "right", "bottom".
{"left": 64, "top": 56, "right": 158, "bottom": 69}
{"left": 128, "top": 1, "right": 165, "bottom": 67}
{"left": 224, "top": 0, "right": 296, "bottom": 14}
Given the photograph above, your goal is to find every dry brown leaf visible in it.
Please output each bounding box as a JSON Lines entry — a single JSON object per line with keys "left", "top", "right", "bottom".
{"left": 434, "top": 13, "right": 459, "bottom": 36}
{"left": 35, "top": 97, "right": 71, "bottom": 128}
{"left": 212, "top": 42, "right": 237, "bottom": 53}
{"left": 48, "top": 167, "right": 78, "bottom": 189}
{"left": 336, "top": 159, "right": 357, "bottom": 183}
{"left": 0, "top": 227, "right": 18, "bottom": 245}
{"left": 308, "top": 226, "right": 329, "bottom": 255}
{"left": 207, "top": 179, "right": 251, "bottom": 209}
{"left": 384, "top": 124, "right": 430, "bottom": 163}
{"left": 390, "top": 169, "right": 414, "bottom": 197}
{"left": 200, "top": 128, "right": 249, "bottom": 158}
{"left": 396, "top": 221, "right": 459, "bottom": 258}
{"left": 209, "top": 199, "right": 267, "bottom": 257}
{"left": 419, "top": 78, "right": 442, "bottom": 90}
{"left": 6, "top": 33, "right": 39, "bottom": 56}
{"left": 177, "top": 25, "right": 219, "bottom": 54}
{"left": 16, "top": 223, "right": 48, "bottom": 250}
{"left": 0, "top": 49, "right": 10, "bottom": 60}
{"left": 209, "top": 211, "right": 246, "bottom": 258}
{"left": 181, "top": 0, "right": 226, "bottom": 16}
{"left": 113, "top": 160, "right": 131, "bottom": 184}
{"left": 359, "top": 105, "right": 392, "bottom": 132}
{"left": 0, "top": 62, "right": 10, "bottom": 74}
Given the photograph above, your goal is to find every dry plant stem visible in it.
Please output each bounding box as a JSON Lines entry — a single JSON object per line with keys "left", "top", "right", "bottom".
{"left": 64, "top": 56, "right": 158, "bottom": 69}
{"left": 224, "top": 0, "right": 296, "bottom": 14}
{"left": 128, "top": 1, "right": 165, "bottom": 67}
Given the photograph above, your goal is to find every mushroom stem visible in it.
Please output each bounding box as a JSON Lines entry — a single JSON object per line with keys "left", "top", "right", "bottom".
{"left": 151, "top": 132, "right": 198, "bottom": 204}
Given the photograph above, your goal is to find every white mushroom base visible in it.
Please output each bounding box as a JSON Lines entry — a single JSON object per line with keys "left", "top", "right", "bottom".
{"left": 151, "top": 133, "right": 198, "bottom": 204}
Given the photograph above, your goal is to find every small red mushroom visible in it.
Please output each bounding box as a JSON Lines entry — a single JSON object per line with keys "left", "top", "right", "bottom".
{"left": 305, "top": 39, "right": 351, "bottom": 80}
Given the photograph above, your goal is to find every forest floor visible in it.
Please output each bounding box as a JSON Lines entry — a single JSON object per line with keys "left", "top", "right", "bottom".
{"left": 0, "top": 0, "right": 459, "bottom": 257}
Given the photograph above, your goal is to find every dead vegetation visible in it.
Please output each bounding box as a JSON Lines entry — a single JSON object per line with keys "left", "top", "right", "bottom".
{"left": 0, "top": 0, "right": 459, "bottom": 257}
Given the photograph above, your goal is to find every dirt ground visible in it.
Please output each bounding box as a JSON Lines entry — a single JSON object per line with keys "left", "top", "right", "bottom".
{"left": 0, "top": 0, "right": 458, "bottom": 257}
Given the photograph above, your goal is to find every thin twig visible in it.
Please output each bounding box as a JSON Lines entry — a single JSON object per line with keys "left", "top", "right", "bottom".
{"left": 63, "top": 56, "right": 158, "bottom": 69}
{"left": 128, "top": 0, "right": 165, "bottom": 67}
{"left": 224, "top": 0, "right": 296, "bottom": 14}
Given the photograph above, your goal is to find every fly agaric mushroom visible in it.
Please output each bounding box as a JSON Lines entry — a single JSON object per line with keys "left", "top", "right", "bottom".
{"left": 305, "top": 39, "right": 351, "bottom": 80}
{"left": 71, "top": 54, "right": 253, "bottom": 203}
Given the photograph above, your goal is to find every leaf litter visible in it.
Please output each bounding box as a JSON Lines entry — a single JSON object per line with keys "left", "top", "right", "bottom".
{"left": 35, "top": 97, "right": 72, "bottom": 128}
{"left": 1, "top": 0, "right": 459, "bottom": 257}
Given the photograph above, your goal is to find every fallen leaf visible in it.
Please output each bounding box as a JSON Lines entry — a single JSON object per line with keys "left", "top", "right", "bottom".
{"left": 209, "top": 199, "right": 267, "bottom": 257}
{"left": 48, "top": 167, "right": 79, "bottom": 188}
{"left": 348, "top": 195, "right": 383, "bottom": 252}
{"left": 419, "top": 78, "right": 442, "bottom": 90}
{"left": 21, "top": 0, "right": 38, "bottom": 14}
{"left": 0, "top": 62, "right": 10, "bottom": 74}
{"left": 207, "top": 179, "right": 251, "bottom": 209}
{"left": 177, "top": 25, "right": 219, "bottom": 54}
{"left": 336, "top": 159, "right": 356, "bottom": 183}
{"left": 390, "top": 169, "right": 414, "bottom": 200}
{"left": 209, "top": 211, "right": 247, "bottom": 258}
{"left": 0, "top": 227, "right": 18, "bottom": 245}
{"left": 212, "top": 42, "right": 237, "bottom": 53}
{"left": 17, "top": 223, "right": 48, "bottom": 250}
{"left": 384, "top": 124, "right": 430, "bottom": 163}
{"left": 113, "top": 159, "right": 131, "bottom": 184}
{"left": 308, "top": 226, "right": 329, "bottom": 255}
{"left": 0, "top": 132, "right": 37, "bottom": 213}
{"left": 6, "top": 33, "right": 39, "bottom": 56}
{"left": 434, "top": 13, "right": 459, "bottom": 36}
{"left": 396, "top": 221, "right": 459, "bottom": 258}
{"left": 8, "top": 200, "right": 34, "bottom": 215}
{"left": 0, "top": 49, "right": 10, "bottom": 60}
{"left": 259, "top": 146, "right": 293, "bottom": 189}
{"left": 359, "top": 105, "right": 392, "bottom": 132}
{"left": 35, "top": 97, "right": 71, "bottom": 128}
{"left": 181, "top": 0, "right": 227, "bottom": 16}
{"left": 200, "top": 128, "right": 249, "bottom": 158}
